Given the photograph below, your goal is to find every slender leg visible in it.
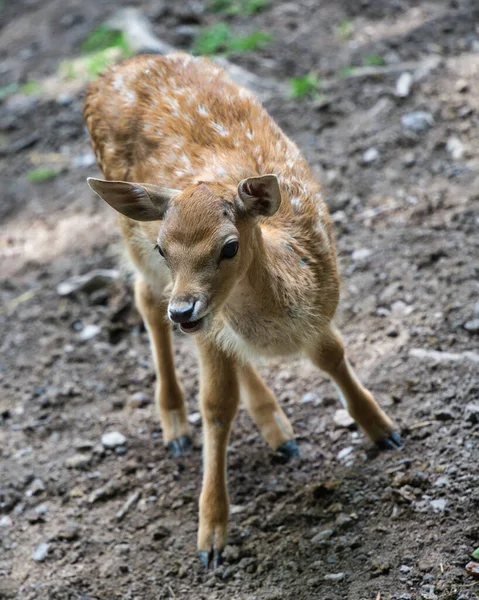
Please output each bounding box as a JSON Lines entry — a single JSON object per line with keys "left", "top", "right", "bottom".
{"left": 237, "top": 361, "right": 299, "bottom": 458}
{"left": 135, "top": 277, "right": 191, "bottom": 455}
{"left": 196, "top": 339, "right": 239, "bottom": 568}
{"left": 307, "top": 324, "right": 401, "bottom": 449}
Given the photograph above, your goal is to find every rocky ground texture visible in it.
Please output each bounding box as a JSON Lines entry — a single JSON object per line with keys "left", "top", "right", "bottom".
{"left": 1, "top": 0, "right": 479, "bottom": 599}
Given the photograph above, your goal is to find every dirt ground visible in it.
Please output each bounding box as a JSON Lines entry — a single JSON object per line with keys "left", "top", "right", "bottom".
{"left": 1, "top": 1, "right": 479, "bottom": 599}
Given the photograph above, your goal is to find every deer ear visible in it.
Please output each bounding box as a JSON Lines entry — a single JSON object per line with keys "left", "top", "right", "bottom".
{"left": 87, "top": 178, "right": 179, "bottom": 221}
{"left": 237, "top": 174, "right": 282, "bottom": 218}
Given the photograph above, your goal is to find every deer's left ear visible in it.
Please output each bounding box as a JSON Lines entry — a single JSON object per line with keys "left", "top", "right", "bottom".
{"left": 237, "top": 174, "right": 282, "bottom": 217}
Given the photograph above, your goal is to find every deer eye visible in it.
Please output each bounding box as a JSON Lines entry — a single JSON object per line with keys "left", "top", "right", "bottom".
{"left": 155, "top": 244, "right": 165, "bottom": 258}
{"left": 220, "top": 240, "right": 239, "bottom": 260}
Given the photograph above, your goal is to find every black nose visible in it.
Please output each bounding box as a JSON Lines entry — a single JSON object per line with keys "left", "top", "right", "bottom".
{"left": 169, "top": 300, "right": 196, "bottom": 323}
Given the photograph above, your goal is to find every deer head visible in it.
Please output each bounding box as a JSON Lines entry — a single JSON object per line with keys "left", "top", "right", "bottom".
{"left": 88, "top": 175, "right": 281, "bottom": 333}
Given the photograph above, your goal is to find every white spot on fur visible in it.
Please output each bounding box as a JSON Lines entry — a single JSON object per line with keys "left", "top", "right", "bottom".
{"left": 212, "top": 122, "right": 229, "bottom": 137}
{"left": 245, "top": 129, "right": 254, "bottom": 140}
{"left": 216, "top": 166, "right": 227, "bottom": 176}
{"left": 291, "top": 197, "right": 302, "bottom": 211}
{"left": 125, "top": 90, "right": 136, "bottom": 103}
{"left": 180, "top": 153, "right": 191, "bottom": 169}
{"left": 112, "top": 74, "right": 124, "bottom": 91}
{"left": 198, "top": 104, "right": 209, "bottom": 117}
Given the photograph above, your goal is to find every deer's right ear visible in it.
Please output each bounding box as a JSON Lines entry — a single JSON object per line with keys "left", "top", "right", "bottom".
{"left": 87, "top": 178, "right": 179, "bottom": 221}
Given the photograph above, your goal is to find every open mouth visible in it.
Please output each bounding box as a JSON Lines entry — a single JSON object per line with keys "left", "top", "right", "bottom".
{"left": 179, "top": 317, "right": 204, "bottom": 334}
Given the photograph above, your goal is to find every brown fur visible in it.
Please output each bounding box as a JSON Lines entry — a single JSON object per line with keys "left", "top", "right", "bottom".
{"left": 83, "top": 53, "right": 398, "bottom": 564}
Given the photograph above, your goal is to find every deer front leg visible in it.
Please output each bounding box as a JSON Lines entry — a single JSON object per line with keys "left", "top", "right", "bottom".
{"left": 196, "top": 340, "right": 239, "bottom": 568}
{"left": 307, "top": 324, "right": 401, "bottom": 449}
{"left": 135, "top": 277, "right": 191, "bottom": 456}
{"left": 237, "top": 361, "right": 299, "bottom": 458}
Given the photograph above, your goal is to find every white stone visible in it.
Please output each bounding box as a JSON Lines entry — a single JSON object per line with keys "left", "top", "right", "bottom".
{"left": 362, "top": 147, "right": 379, "bottom": 163}
{"left": 401, "top": 111, "right": 434, "bottom": 133}
{"left": 430, "top": 498, "right": 447, "bottom": 511}
{"left": 324, "top": 572, "right": 345, "bottom": 581}
{"left": 333, "top": 409, "right": 355, "bottom": 429}
{"left": 0, "top": 516, "right": 12, "bottom": 527}
{"left": 101, "top": 431, "right": 127, "bottom": 449}
{"left": 351, "top": 248, "right": 372, "bottom": 261}
{"left": 337, "top": 446, "right": 354, "bottom": 460}
{"left": 446, "top": 136, "right": 465, "bottom": 160}
{"left": 395, "top": 72, "right": 413, "bottom": 97}
{"left": 78, "top": 324, "right": 101, "bottom": 341}
{"left": 32, "top": 542, "right": 49, "bottom": 562}
{"left": 188, "top": 412, "right": 201, "bottom": 424}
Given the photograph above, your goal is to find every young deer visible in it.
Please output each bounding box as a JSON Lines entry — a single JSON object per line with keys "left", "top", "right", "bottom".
{"left": 84, "top": 53, "right": 401, "bottom": 568}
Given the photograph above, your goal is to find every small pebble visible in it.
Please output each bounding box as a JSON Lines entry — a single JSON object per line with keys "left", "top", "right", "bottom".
{"left": 446, "top": 136, "right": 465, "bottom": 160}
{"left": 0, "top": 516, "right": 13, "bottom": 527}
{"left": 188, "top": 411, "right": 201, "bottom": 424}
{"left": 464, "top": 318, "right": 479, "bottom": 333}
{"left": 401, "top": 111, "right": 434, "bottom": 133}
{"left": 127, "top": 392, "right": 151, "bottom": 409}
{"left": 311, "top": 529, "right": 334, "bottom": 543}
{"left": 301, "top": 392, "right": 321, "bottom": 405}
{"left": 430, "top": 498, "right": 447, "bottom": 511}
{"left": 351, "top": 248, "right": 372, "bottom": 261}
{"left": 396, "top": 72, "right": 413, "bottom": 97}
{"left": 65, "top": 454, "right": 91, "bottom": 470}
{"left": 362, "top": 147, "right": 379, "bottom": 164}
{"left": 333, "top": 409, "right": 355, "bottom": 429}
{"left": 32, "top": 542, "right": 49, "bottom": 562}
{"left": 101, "top": 431, "right": 127, "bottom": 449}
{"left": 26, "top": 478, "right": 45, "bottom": 497}
{"left": 337, "top": 447, "right": 353, "bottom": 460}
{"left": 324, "top": 572, "right": 345, "bottom": 582}
{"left": 78, "top": 324, "right": 101, "bottom": 341}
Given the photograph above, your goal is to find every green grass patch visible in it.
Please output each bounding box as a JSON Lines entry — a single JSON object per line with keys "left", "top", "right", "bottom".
{"left": 338, "top": 66, "right": 358, "bottom": 77}
{"left": 59, "top": 25, "right": 132, "bottom": 81}
{"left": 289, "top": 73, "right": 321, "bottom": 98}
{"left": 336, "top": 19, "right": 352, "bottom": 43}
{"left": 20, "top": 79, "right": 43, "bottom": 96}
{"left": 0, "top": 83, "right": 19, "bottom": 100}
{"left": 230, "top": 31, "right": 273, "bottom": 52}
{"left": 0, "top": 80, "right": 43, "bottom": 100}
{"left": 59, "top": 47, "right": 125, "bottom": 80}
{"left": 26, "top": 168, "right": 61, "bottom": 183}
{"left": 194, "top": 23, "right": 231, "bottom": 55}
{"left": 81, "top": 25, "right": 129, "bottom": 55}
{"left": 363, "top": 53, "right": 385, "bottom": 66}
{"left": 209, "top": 0, "right": 268, "bottom": 16}
{"left": 193, "top": 23, "right": 273, "bottom": 55}
{"left": 472, "top": 548, "right": 479, "bottom": 560}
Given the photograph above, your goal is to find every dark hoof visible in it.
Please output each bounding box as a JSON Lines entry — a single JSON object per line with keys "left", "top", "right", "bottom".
{"left": 198, "top": 549, "right": 223, "bottom": 569}
{"left": 276, "top": 439, "right": 300, "bottom": 459}
{"left": 376, "top": 430, "right": 402, "bottom": 451}
{"left": 167, "top": 435, "right": 192, "bottom": 457}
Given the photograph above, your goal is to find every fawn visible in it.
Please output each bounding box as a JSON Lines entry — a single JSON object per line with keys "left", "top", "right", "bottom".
{"left": 84, "top": 52, "right": 401, "bottom": 568}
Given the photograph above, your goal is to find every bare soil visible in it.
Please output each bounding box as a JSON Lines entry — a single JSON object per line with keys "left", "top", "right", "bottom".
{"left": 1, "top": 1, "right": 478, "bottom": 599}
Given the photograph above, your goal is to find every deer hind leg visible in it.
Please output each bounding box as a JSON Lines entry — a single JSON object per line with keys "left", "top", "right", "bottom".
{"left": 237, "top": 361, "right": 299, "bottom": 458}
{"left": 307, "top": 323, "right": 401, "bottom": 450}
{"left": 196, "top": 339, "right": 239, "bottom": 568}
{"left": 135, "top": 276, "right": 191, "bottom": 456}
